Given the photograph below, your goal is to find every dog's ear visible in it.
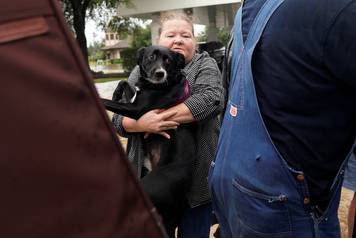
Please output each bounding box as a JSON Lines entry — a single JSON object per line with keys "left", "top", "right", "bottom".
{"left": 136, "top": 47, "right": 146, "bottom": 65}
{"left": 175, "top": 52, "right": 186, "bottom": 69}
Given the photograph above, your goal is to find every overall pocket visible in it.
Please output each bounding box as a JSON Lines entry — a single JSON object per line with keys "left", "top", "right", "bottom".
{"left": 232, "top": 179, "right": 292, "bottom": 237}
{"left": 0, "top": 16, "right": 48, "bottom": 44}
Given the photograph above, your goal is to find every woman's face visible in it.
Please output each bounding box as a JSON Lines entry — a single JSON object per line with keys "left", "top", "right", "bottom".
{"left": 158, "top": 19, "right": 196, "bottom": 64}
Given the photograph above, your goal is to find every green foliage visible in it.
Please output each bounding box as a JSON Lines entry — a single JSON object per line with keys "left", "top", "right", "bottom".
{"left": 88, "top": 41, "right": 105, "bottom": 61}
{"left": 61, "top": 0, "right": 132, "bottom": 29}
{"left": 108, "top": 16, "right": 138, "bottom": 36}
{"left": 196, "top": 31, "right": 208, "bottom": 43}
{"left": 111, "top": 58, "right": 123, "bottom": 64}
{"left": 131, "top": 27, "right": 152, "bottom": 48}
{"left": 120, "top": 26, "right": 152, "bottom": 72}
{"left": 60, "top": 0, "right": 132, "bottom": 64}
{"left": 217, "top": 27, "right": 230, "bottom": 46}
{"left": 94, "top": 77, "right": 127, "bottom": 83}
{"left": 120, "top": 48, "right": 138, "bottom": 72}
{"left": 195, "top": 27, "right": 230, "bottom": 46}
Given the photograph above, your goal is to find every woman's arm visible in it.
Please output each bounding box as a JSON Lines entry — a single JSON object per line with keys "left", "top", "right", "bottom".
{"left": 161, "top": 55, "right": 225, "bottom": 124}
{"left": 184, "top": 57, "right": 225, "bottom": 121}
{"left": 123, "top": 109, "right": 179, "bottom": 139}
{"left": 158, "top": 103, "right": 195, "bottom": 124}
{"left": 114, "top": 55, "right": 224, "bottom": 137}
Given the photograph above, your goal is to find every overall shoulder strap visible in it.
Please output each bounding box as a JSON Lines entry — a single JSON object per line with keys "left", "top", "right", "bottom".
{"left": 229, "top": 0, "right": 286, "bottom": 88}
{"left": 244, "top": 0, "right": 286, "bottom": 54}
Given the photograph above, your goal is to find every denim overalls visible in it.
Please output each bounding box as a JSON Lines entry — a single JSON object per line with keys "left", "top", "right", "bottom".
{"left": 208, "top": 0, "right": 347, "bottom": 237}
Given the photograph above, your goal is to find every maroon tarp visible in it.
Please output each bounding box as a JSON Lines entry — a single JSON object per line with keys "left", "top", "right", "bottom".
{"left": 0, "top": 0, "right": 166, "bottom": 237}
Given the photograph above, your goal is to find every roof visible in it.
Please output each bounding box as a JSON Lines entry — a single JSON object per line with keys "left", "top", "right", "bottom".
{"left": 118, "top": 0, "right": 241, "bottom": 17}
{"left": 101, "top": 41, "right": 130, "bottom": 51}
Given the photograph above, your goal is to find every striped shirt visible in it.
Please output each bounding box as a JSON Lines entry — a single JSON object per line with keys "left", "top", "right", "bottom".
{"left": 112, "top": 52, "right": 224, "bottom": 207}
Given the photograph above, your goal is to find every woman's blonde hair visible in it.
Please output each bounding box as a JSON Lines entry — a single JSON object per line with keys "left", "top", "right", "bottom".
{"left": 158, "top": 12, "right": 195, "bottom": 37}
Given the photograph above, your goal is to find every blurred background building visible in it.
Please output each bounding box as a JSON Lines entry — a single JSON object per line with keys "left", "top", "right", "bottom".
{"left": 117, "top": 0, "right": 241, "bottom": 43}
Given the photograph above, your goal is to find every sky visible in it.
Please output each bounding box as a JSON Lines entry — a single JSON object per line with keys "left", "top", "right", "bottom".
{"left": 85, "top": 19, "right": 106, "bottom": 46}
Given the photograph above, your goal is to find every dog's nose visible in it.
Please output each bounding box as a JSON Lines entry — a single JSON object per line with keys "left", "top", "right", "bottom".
{"left": 155, "top": 70, "right": 165, "bottom": 78}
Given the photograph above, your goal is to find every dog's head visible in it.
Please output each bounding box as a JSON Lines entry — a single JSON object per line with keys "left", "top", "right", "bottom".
{"left": 137, "top": 46, "right": 185, "bottom": 85}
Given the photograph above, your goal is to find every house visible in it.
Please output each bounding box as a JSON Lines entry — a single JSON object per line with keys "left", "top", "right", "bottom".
{"left": 117, "top": 0, "right": 241, "bottom": 43}
{"left": 101, "top": 31, "right": 130, "bottom": 60}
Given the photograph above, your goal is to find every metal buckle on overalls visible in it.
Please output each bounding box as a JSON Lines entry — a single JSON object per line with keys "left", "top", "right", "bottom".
{"left": 312, "top": 205, "right": 324, "bottom": 218}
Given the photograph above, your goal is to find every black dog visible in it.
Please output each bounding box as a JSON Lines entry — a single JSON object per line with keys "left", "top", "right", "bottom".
{"left": 103, "top": 46, "right": 188, "bottom": 120}
{"left": 102, "top": 46, "right": 196, "bottom": 237}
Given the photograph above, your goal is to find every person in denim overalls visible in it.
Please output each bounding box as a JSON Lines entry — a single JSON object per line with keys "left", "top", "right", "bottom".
{"left": 344, "top": 147, "right": 356, "bottom": 238}
{"left": 209, "top": 0, "right": 356, "bottom": 237}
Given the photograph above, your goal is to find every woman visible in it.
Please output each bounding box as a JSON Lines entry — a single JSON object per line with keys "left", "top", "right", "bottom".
{"left": 112, "top": 12, "right": 224, "bottom": 238}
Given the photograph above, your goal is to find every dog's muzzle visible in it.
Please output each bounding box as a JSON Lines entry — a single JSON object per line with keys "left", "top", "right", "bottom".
{"left": 155, "top": 70, "right": 165, "bottom": 78}
{"left": 150, "top": 68, "right": 167, "bottom": 83}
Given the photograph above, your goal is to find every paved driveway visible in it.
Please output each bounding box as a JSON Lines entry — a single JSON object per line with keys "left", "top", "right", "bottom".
{"left": 95, "top": 80, "right": 119, "bottom": 99}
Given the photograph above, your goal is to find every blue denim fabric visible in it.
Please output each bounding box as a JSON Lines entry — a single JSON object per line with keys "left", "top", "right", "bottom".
{"left": 177, "top": 203, "right": 212, "bottom": 238}
{"left": 208, "top": 0, "right": 346, "bottom": 237}
{"left": 344, "top": 151, "right": 356, "bottom": 191}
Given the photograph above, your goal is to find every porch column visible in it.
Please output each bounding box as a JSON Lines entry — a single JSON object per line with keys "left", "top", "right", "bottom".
{"left": 206, "top": 6, "right": 218, "bottom": 41}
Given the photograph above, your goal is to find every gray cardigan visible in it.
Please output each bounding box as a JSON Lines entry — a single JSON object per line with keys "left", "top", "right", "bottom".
{"left": 112, "top": 52, "right": 224, "bottom": 207}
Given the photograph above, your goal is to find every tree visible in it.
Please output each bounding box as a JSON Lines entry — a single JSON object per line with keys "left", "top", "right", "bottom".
{"left": 196, "top": 31, "right": 208, "bottom": 43}
{"left": 119, "top": 25, "right": 152, "bottom": 72}
{"left": 88, "top": 41, "right": 105, "bottom": 62}
{"left": 60, "top": 0, "right": 131, "bottom": 66}
{"left": 217, "top": 27, "right": 230, "bottom": 46}
{"left": 196, "top": 27, "right": 230, "bottom": 46}
{"left": 107, "top": 17, "right": 151, "bottom": 72}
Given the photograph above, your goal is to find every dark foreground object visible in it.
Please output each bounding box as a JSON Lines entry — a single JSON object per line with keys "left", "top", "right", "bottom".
{"left": 0, "top": 1, "right": 166, "bottom": 237}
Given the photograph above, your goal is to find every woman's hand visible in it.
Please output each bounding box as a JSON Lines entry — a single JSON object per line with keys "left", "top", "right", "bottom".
{"left": 122, "top": 105, "right": 193, "bottom": 139}
{"left": 159, "top": 103, "right": 195, "bottom": 124}
{"left": 136, "top": 109, "right": 179, "bottom": 139}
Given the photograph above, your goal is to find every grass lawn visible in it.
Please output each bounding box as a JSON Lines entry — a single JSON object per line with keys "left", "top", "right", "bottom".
{"left": 94, "top": 77, "right": 127, "bottom": 83}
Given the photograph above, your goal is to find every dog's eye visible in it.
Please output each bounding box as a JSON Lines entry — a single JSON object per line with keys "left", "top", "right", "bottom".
{"left": 148, "top": 55, "right": 155, "bottom": 61}
{"left": 165, "top": 58, "right": 170, "bottom": 64}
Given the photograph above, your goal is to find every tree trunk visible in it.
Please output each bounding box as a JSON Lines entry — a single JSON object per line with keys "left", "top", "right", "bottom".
{"left": 70, "top": 0, "right": 89, "bottom": 66}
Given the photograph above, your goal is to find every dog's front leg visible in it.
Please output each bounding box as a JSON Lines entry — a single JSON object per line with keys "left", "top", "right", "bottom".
{"left": 112, "top": 81, "right": 136, "bottom": 102}
{"left": 101, "top": 98, "right": 143, "bottom": 119}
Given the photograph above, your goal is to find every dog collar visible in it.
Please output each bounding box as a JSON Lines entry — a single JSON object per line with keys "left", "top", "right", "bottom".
{"left": 176, "top": 80, "right": 190, "bottom": 105}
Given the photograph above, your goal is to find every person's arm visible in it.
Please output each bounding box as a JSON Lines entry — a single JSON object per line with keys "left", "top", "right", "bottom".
{"left": 323, "top": 2, "right": 356, "bottom": 89}
{"left": 116, "top": 55, "right": 224, "bottom": 137}
{"left": 122, "top": 110, "right": 179, "bottom": 139}
{"left": 161, "top": 55, "right": 225, "bottom": 124}
{"left": 159, "top": 103, "right": 195, "bottom": 124}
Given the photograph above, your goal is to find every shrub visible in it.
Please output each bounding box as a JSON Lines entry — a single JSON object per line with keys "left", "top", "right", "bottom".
{"left": 120, "top": 48, "right": 138, "bottom": 72}
{"left": 119, "top": 25, "right": 152, "bottom": 72}
{"left": 111, "top": 58, "right": 123, "bottom": 64}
